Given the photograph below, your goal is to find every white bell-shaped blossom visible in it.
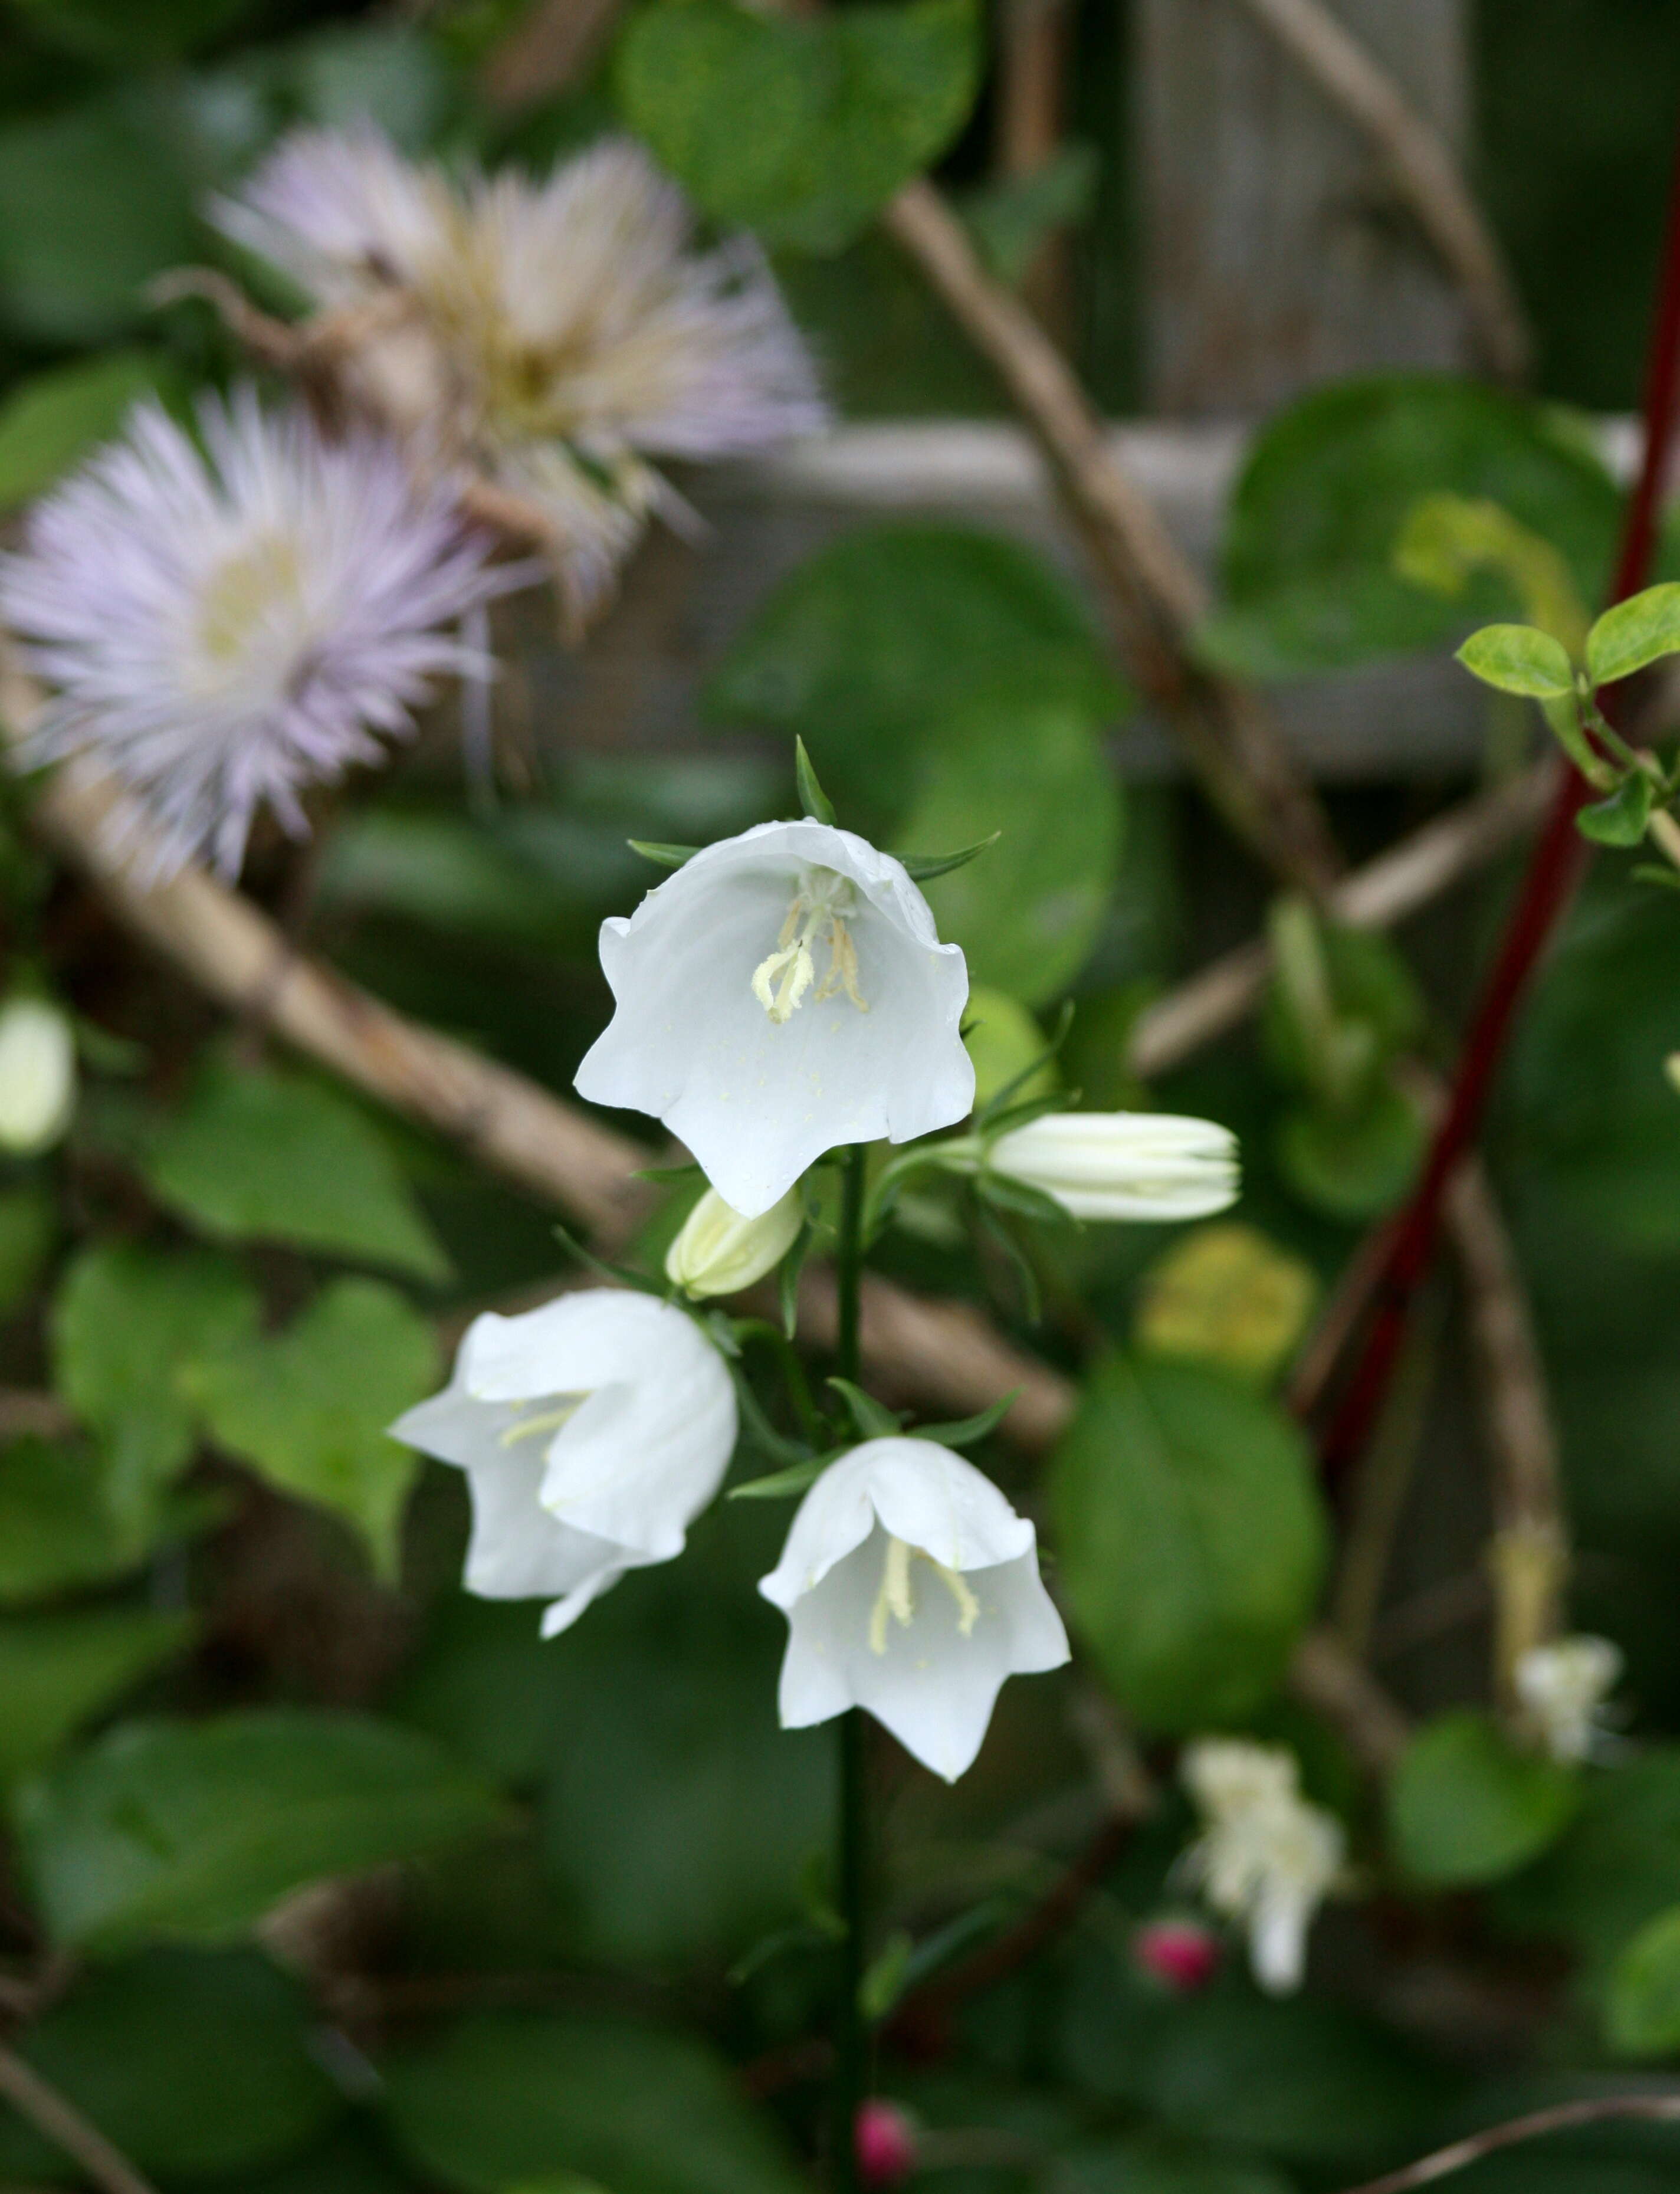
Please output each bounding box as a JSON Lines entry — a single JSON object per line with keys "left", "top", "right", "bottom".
{"left": 759, "top": 1437, "right": 1069, "bottom": 1782}
{"left": 576, "top": 821, "right": 973, "bottom": 1218}
{"left": 389, "top": 1289, "right": 736, "bottom": 1637}
{"left": 1515, "top": 1634, "right": 1623, "bottom": 1763}
{"left": 665, "top": 1185, "right": 803, "bottom": 1298}
{"left": 0, "top": 998, "right": 76, "bottom": 1156}
{"left": 1180, "top": 1737, "right": 1344, "bottom": 1995}
{"left": 988, "top": 1112, "right": 1239, "bottom": 1222}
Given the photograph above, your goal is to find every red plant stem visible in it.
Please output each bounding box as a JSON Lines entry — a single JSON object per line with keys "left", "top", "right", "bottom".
{"left": 1320, "top": 109, "right": 1680, "bottom": 1480}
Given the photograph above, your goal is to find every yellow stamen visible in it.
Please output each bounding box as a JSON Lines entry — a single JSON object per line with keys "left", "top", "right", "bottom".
{"left": 498, "top": 1398, "right": 583, "bottom": 1447}
{"left": 750, "top": 870, "right": 868, "bottom": 1024}
{"left": 868, "top": 1535, "right": 980, "bottom": 1652}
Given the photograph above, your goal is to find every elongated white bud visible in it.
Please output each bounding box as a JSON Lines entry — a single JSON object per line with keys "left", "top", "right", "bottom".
{"left": 665, "top": 1186, "right": 802, "bottom": 1298}
{"left": 0, "top": 998, "right": 76, "bottom": 1157}
{"left": 987, "top": 1111, "right": 1238, "bottom": 1222}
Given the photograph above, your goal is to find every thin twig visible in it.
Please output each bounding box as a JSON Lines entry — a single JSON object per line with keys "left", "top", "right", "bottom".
{"left": 0, "top": 2045, "right": 159, "bottom": 2194}
{"left": 1340, "top": 2093, "right": 1680, "bottom": 2194}
{"left": 1232, "top": 0, "right": 1531, "bottom": 385}
{"left": 882, "top": 179, "right": 1343, "bottom": 894}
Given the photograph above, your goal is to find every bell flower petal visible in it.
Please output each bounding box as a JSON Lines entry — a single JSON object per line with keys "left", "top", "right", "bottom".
{"left": 988, "top": 1111, "right": 1239, "bottom": 1222}
{"left": 760, "top": 1438, "right": 1068, "bottom": 1782}
{"left": 389, "top": 1288, "right": 736, "bottom": 1635}
{"left": 576, "top": 821, "right": 973, "bottom": 1216}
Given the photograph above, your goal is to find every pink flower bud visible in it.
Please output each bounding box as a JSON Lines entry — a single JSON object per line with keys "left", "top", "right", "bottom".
{"left": 855, "top": 2099, "right": 918, "bottom": 2188}
{"left": 1132, "top": 1917, "right": 1223, "bottom": 1993}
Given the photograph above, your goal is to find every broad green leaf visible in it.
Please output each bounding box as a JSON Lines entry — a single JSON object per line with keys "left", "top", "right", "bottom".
{"left": 1049, "top": 1355, "right": 1327, "bottom": 1729}
{"left": 1587, "top": 582, "right": 1680, "bottom": 688}
{"left": 17, "top": 1710, "right": 509, "bottom": 1953}
{"left": 0, "top": 1437, "right": 192, "bottom": 1606}
{"left": 0, "top": 1607, "right": 192, "bottom": 1786}
{"left": 894, "top": 701, "right": 1123, "bottom": 1003}
{"left": 1275, "top": 1083, "right": 1428, "bottom": 1221}
{"left": 1202, "top": 376, "right": 1620, "bottom": 678}
{"left": 616, "top": 0, "right": 980, "bottom": 253}
{"left": 1134, "top": 1224, "right": 1318, "bottom": 1386}
{"left": 1606, "top": 1904, "right": 1680, "bottom": 2057}
{"left": 704, "top": 524, "right": 1124, "bottom": 824}
{"left": 183, "top": 1278, "right": 437, "bottom": 1577}
{"left": 52, "top": 1244, "right": 261, "bottom": 1508}
{"left": 0, "top": 1183, "right": 55, "bottom": 1319}
{"left": 1390, "top": 1712, "right": 1579, "bottom": 1887}
{"left": 143, "top": 1059, "right": 449, "bottom": 1280}
{"left": 382, "top": 2010, "right": 803, "bottom": 2194}
{"left": 0, "top": 1950, "right": 339, "bottom": 2183}
{"left": 1494, "top": 1748, "right": 1680, "bottom": 1967}
{"left": 1455, "top": 623, "right": 1576, "bottom": 699}
{"left": 1577, "top": 772, "right": 1655, "bottom": 847}
{"left": 0, "top": 353, "right": 181, "bottom": 513}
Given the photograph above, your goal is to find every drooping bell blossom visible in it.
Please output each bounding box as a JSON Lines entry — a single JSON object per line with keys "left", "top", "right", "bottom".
{"left": 1179, "top": 1738, "right": 1344, "bottom": 1995}
{"left": 665, "top": 1184, "right": 803, "bottom": 1298}
{"left": 216, "top": 129, "right": 826, "bottom": 618}
{"left": 855, "top": 2100, "right": 919, "bottom": 2189}
{"left": 576, "top": 821, "right": 974, "bottom": 1219}
{"left": 1515, "top": 1634, "right": 1624, "bottom": 1763}
{"left": 1131, "top": 1916, "right": 1223, "bottom": 1994}
{"left": 0, "top": 997, "right": 76, "bottom": 1156}
{"left": 0, "top": 392, "right": 513, "bottom": 881}
{"left": 389, "top": 1288, "right": 736, "bottom": 1638}
{"left": 759, "top": 1437, "right": 1069, "bottom": 1783}
{"left": 987, "top": 1112, "right": 1239, "bottom": 1222}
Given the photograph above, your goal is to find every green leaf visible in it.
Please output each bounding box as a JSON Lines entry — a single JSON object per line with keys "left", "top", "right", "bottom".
{"left": 0, "top": 1437, "right": 195, "bottom": 1606}
{"left": 1587, "top": 582, "right": 1680, "bottom": 688}
{"left": 1262, "top": 916, "right": 1425, "bottom": 1096}
{"left": 726, "top": 1456, "right": 829, "bottom": 1501}
{"left": 1606, "top": 1904, "right": 1680, "bottom": 2057}
{"left": 704, "top": 524, "right": 1125, "bottom": 824}
{"left": 897, "top": 830, "right": 1000, "bottom": 882}
{"left": 1577, "top": 772, "right": 1655, "bottom": 847}
{"left": 895, "top": 701, "right": 1123, "bottom": 1004}
{"left": 142, "top": 1059, "right": 449, "bottom": 1281}
{"left": 1394, "top": 491, "right": 1591, "bottom": 653}
{"left": 0, "top": 1183, "right": 55, "bottom": 1319}
{"left": 793, "top": 733, "right": 836, "bottom": 824}
{"left": 1205, "top": 376, "right": 1620, "bottom": 679}
{"left": 17, "top": 1709, "right": 509, "bottom": 1954}
{"left": 826, "top": 1377, "right": 903, "bottom": 1439}
{"left": 1456, "top": 623, "right": 1577, "bottom": 698}
{"left": 627, "top": 840, "right": 700, "bottom": 869}
{"left": 183, "top": 1278, "right": 438, "bottom": 1578}
{"left": 382, "top": 2010, "right": 804, "bottom": 2194}
{"left": 960, "top": 142, "right": 1100, "bottom": 287}
{"left": 52, "top": 1244, "right": 261, "bottom": 1511}
{"left": 1049, "top": 1355, "right": 1328, "bottom": 1729}
{"left": 1494, "top": 1748, "right": 1680, "bottom": 1967}
{"left": 0, "top": 352, "right": 183, "bottom": 513}
{"left": 0, "top": 1950, "right": 339, "bottom": 2184}
{"left": 4, "top": 0, "right": 259, "bottom": 62}
{"left": 913, "top": 1388, "right": 1021, "bottom": 1448}
{"left": 1275, "top": 1082, "right": 1428, "bottom": 1221}
{"left": 616, "top": 0, "right": 980, "bottom": 253}
{"left": 1389, "top": 1712, "right": 1580, "bottom": 1887}
{"left": 0, "top": 1607, "right": 192, "bottom": 1787}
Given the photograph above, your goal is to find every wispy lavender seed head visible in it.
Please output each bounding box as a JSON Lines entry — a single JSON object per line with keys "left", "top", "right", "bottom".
{"left": 0, "top": 390, "right": 511, "bottom": 881}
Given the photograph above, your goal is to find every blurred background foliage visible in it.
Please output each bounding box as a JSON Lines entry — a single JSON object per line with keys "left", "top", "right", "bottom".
{"left": 0, "top": 3, "right": 1678, "bottom": 2194}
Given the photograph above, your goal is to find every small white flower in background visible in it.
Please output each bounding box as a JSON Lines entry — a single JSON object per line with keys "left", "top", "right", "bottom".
{"left": 389, "top": 1289, "right": 736, "bottom": 1637}
{"left": 216, "top": 129, "right": 826, "bottom": 618}
{"left": 1180, "top": 1737, "right": 1344, "bottom": 1995}
{"left": 1516, "top": 1634, "right": 1624, "bottom": 1763}
{"left": 759, "top": 1437, "right": 1069, "bottom": 1782}
{"left": 576, "top": 821, "right": 973, "bottom": 1219}
{"left": 666, "top": 1185, "right": 803, "bottom": 1298}
{"left": 987, "top": 1112, "right": 1239, "bottom": 1222}
{"left": 0, "top": 392, "right": 513, "bottom": 881}
{"left": 0, "top": 998, "right": 75, "bottom": 1156}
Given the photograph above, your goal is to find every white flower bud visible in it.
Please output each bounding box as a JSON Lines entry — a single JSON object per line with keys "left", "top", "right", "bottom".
{"left": 1515, "top": 1635, "right": 1623, "bottom": 1762}
{"left": 665, "top": 1185, "right": 803, "bottom": 1298}
{"left": 987, "top": 1111, "right": 1239, "bottom": 1222}
{"left": 0, "top": 998, "right": 76, "bottom": 1157}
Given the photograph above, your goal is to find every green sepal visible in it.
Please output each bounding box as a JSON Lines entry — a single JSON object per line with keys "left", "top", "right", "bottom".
{"left": 826, "top": 1377, "right": 905, "bottom": 1440}
{"left": 898, "top": 831, "right": 1000, "bottom": 883}
{"left": 726, "top": 1452, "right": 839, "bottom": 1501}
{"left": 858, "top": 1929, "right": 915, "bottom": 2021}
{"left": 974, "top": 1170, "right": 1071, "bottom": 1226}
{"left": 1577, "top": 773, "right": 1655, "bottom": 848}
{"left": 551, "top": 1225, "right": 665, "bottom": 1296}
{"left": 974, "top": 998, "right": 1074, "bottom": 1129}
{"left": 912, "top": 1388, "right": 1022, "bottom": 1449}
{"left": 794, "top": 736, "right": 836, "bottom": 825}
{"left": 626, "top": 841, "right": 701, "bottom": 869}
{"left": 779, "top": 1219, "right": 815, "bottom": 1340}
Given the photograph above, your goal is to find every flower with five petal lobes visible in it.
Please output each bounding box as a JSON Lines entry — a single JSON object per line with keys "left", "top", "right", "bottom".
{"left": 665, "top": 1184, "right": 803, "bottom": 1298}
{"left": 388, "top": 1289, "right": 736, "bottom": 1638}
{"left": 986, "top": 1112, "right": 1239, "bottom": 1222}
{"left": 575, "top": 821, "right": 974, "bottom": 1218}
{"left": 1180, "top": 1737, "right": 1344, "bottom": 1995}
{"left": 0, "top": 997, "right": 76, "bottom": 1156}
{"left": 759, "top": 1437, "right": 1069, "bottom": 1782}
{"left": 1515, "top": 1634, "right": 1623, "bottom": 1763}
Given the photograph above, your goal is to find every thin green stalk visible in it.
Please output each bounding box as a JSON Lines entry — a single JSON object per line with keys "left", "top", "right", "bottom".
{"left": 831, "top": 1143, "right": 869, "bottom": 2191}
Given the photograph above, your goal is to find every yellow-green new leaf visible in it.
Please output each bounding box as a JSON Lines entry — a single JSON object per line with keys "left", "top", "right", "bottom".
{"left": 1587, "top": 582, "right": 1680, "bottom": 689}
{"left": 1455, "top": 623, "right": 1576, "bottom": 700}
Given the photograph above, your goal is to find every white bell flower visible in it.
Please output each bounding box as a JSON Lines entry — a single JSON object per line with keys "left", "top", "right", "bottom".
{"left": 0, "top": 998, "right": 76, "bottom": 1156}
{"left": 389, "top": 1289, "right": 736, "bottom": 1637}
{"left": 665, "top": 1185, "right": 803, "bottom": 1298}
{"left": 1515, "top": 1634, "right": 1623, "bottom": 1763}
{"left": 1180, "top": 1737, "right": 1344, "bottom": 1995}
{"left": 759, "top": 1437, "right": 1069, "bottom": 1782}
{"left": 987, "top": 1112, "right": 1239, "bottom": 1222}
{"left": 575, "top": 821, "right": 973, "bottom": 1218}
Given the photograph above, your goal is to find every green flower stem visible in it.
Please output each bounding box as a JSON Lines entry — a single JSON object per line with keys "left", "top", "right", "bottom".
{"left": 832, "top": 1142, "right": 869, "bottom": 2191}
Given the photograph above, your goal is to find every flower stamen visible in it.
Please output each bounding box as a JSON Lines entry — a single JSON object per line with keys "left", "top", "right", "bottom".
{"left": 750, "top": 870, "right": 868, "bottom": 1024}
{"left": 868, "top": 1534, "right": 980, "bottom": 1653}
{"left": 498, "top": 1396, "right": 584, "bottom": 1447}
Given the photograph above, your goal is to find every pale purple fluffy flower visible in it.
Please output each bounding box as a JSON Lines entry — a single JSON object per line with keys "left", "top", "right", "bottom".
{"left": 216, "top": 130, "right": 828, "bottom": 612}
{"left": 0, "top": 392, "right": 512, "bottom": 880}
